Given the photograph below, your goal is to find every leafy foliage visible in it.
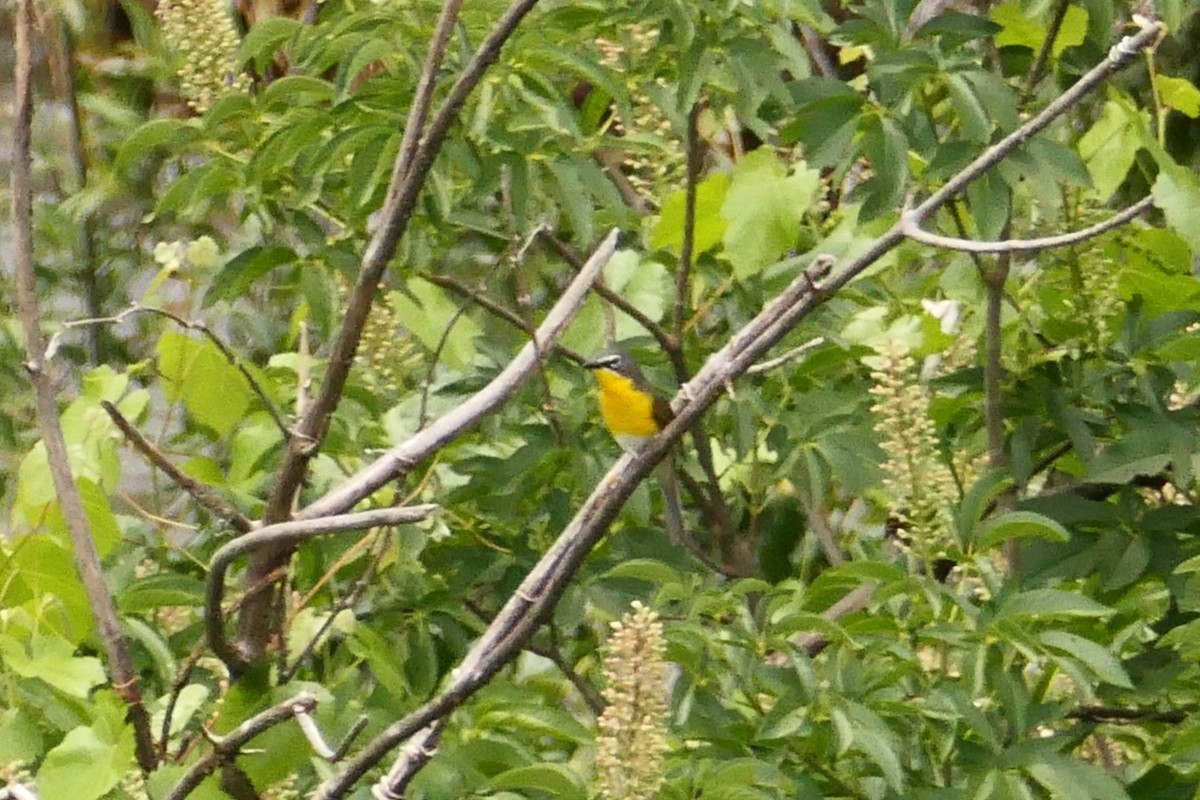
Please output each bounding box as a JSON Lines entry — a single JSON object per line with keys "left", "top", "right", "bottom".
{"left": 4, "top": 0, "right": 1200, "bottom": 798}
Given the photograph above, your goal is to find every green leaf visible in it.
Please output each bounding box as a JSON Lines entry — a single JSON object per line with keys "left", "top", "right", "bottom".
{"left": 203, "top": 245, "right": 297, "bottom": 307}
{"left": 1051, "top": 6, "right": 1089, "bottom": 57}
{"left": 259, "top": 74, "right": 334, "bottom": 109}
{"left": 123, "top": 617, "right": 179, "bottom": 688}
{"left": 858, "top": 115, "right": 908, "bottom": 221}
{"left": 1078, "top": 100, "right": 1148, "bottom": 200}
{"left": 115, "top": 119, "right": 198, "bottom": 174}
{"left": 489, "top": 764, "right": 585, "bottom": 799}
{"left": 721, "top": 150, "right": 820, "bottom": 278}
{"left": 1039, "top": 631, "right": 1132, "bottom": 688}
{"left": 956, "top": 468, "right": 1011, "bottom": 541}
{"left": 1026, "top": 138, "right": 1092, "bottom": 188}
{"left": 976, "top": 511, "right": 1070, "bottom": 551}
{"left": 781, "top": 81, "right": 864, "bottom": 168}
{"left": 0, "top": 708, "right": 44, "bottom": 762}
{"left": 4, "top": 534, "right": 94, "bottom": 638}
{"left": 549, "top": 159, "right": 594, "bottom": 244}
{"left": 37, "top": 723, "right": 132, "bottom": 800}
{"left": 477, "top": 706, "right": 591, "bottom": 743}
{"left": 154, "top": 161, "right": 241, "bottom": 220}
{"left": 947, "top": 73, "right": 991, "bottom": 143}
{"left": 118, "top": 574, "right": 205, "bottom": 613}
{"left": 0, "top": 633, "right": 106, "bottom": 697}
{"left": 1027, "top": 754, "right": 1130, "bottom": 800}
{"left": 651, "top": 173, "right": 730, "bottom": 255}
{"left": 1155, "top": 75, "right": 1200, "bottom": 118}
{"left": 990, "top": 1, "right": 1044, "bottom": 50}
{"left": 1153, "top": 166, "right": 1200, "bottom": 253}
{"left": 966, "top": 167, "right": 1010, "bottom": 240}
{"left": 146, "top": 766, "right": 224, "bottom": 800}
{"left": 995, "top": 589, "right": 1114, "bottom": 620}
{"left": 155, "top": 331, "right": 253, "bottom": 438}
{"left": 391, "top": 279, "right": 482, "bottom": 370}
{"left": 602, "top": 558, "right": 681, "bottom": 584}
{"left": 842, "top": 701, "right": 905, "bottom": 792}
{"left": 238, "top": 16, "right": 301, "bottom": 72}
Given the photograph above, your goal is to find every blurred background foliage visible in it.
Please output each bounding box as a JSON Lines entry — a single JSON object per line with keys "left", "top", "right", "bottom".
{"left": 3, "top": 0, "right": 1200, "bottom": 797}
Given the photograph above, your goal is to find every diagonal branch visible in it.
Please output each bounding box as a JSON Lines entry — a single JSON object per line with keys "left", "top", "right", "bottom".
{"left": 102, "top": 401, "right": 254, "bottom": 533}
{"left": 10, "top": 0, "right": 157, "bottom": 772}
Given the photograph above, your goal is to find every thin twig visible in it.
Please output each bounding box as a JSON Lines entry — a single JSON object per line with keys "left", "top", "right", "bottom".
{"left": 746, "top": 337, "right": 826, "bottom": 374}
{"left": 11, "top": 0, "right": 157, "bottom": 771}
{"left": 102, "top": 401, "right": 254, "bottom": 533}
{"left": 1067, "top": 706, "right": 1188, "bottom": 724}
{"left": 48, "top": 15, "right": 103, "bottom": 362}
{"left": 796, "top": 584, "right": 874, "bottom": 657}
{"left": 162, "top": 693, "right": 320, "bottom": 800}
{"left": 417, "top": 295, "right": 475, "bottom": 428}
{"left": 673, "top": 102, "right": 702, "bottom": 344}
{"left": 279, "top": 531, "right": 391, "bottom": 682}
{"left": 902, "top": 197, "right": 1154, "bottom": 253}
{"left": 1025, "top": 0, "right": 1071, "bottom": 97}
{"left": 797, "top": 23, "right": 837, "bottom": 79}
{"left": 49, "top": 303, "right": 291, "bottom": 439}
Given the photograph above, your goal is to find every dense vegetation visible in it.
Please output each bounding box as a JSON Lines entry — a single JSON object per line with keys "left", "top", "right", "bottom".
{"left": 4, "top": 0, "right": 1200, "bottom": 798}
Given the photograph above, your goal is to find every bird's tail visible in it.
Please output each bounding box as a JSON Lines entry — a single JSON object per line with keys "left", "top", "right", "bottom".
{"left": 655, "top": 460, "right": 685, "bottom": 546}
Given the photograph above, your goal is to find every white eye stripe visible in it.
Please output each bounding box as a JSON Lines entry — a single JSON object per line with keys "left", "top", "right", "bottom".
{"left": 587, "top": 353, "right": 624, "bottom": 370}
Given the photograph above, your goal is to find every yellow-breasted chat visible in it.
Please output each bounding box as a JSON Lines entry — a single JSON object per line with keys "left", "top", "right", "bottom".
{"left": 583, "top": 349, "right": 684, "bottom": 543}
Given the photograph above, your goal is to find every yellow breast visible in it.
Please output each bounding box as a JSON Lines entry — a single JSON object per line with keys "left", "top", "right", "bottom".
{"left": 593, "top": 369, "right": 661, "bottom": 444}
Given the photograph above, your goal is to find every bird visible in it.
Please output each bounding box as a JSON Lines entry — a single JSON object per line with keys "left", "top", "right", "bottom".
{"left": 583, "top": 349, "right": 684, "bottom": 543}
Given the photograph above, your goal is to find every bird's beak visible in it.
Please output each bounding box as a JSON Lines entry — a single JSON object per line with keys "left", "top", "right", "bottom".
{"left": 582, "top": 357, "right": 602, "bottom": 370}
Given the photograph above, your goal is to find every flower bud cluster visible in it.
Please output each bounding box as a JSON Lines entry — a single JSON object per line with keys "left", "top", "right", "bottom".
{"left": 594, "top": 601, "right": 670, "bottom": 800}
{"left": 157, "top": 0, "right": 251, "bottom": 113}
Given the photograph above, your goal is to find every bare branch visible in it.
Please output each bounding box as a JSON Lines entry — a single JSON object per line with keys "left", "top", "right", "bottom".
{"left": 46, "top": 15, "right": 103, "bottom": 363}
{"left": 392, "top": 0, "right": 463, "bottom": 186}
{"left": 298, "top": 230, "right": 619, "bottom": 522}
{"left": 746, "top": 337, "right": 826, "bottom": 374}
{"left": 1067, "top": 706, "right": 1188, "bottom": 724}
{"left": 10, "top": 0, "right": 156, "bottom": 771}
{"left": 1025, "top": 0, "right": 1071, "bottom": 96}
{"left": 206, "top": 505, "right": 438, "bottom": 669}
{"left": 797, "top": 584, "right": 874, "bottom": 658}
{"left": 673, "top": 102, "right": 702, "bottom": 342}
{"left": 902, "top": 196, "right": 1154, "bottom": 253}
{"left": 163, "top": 693, "right": 320, "bottom": 800}
{"left": 102, "top": 401, "right": 254, "bottom": 534}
